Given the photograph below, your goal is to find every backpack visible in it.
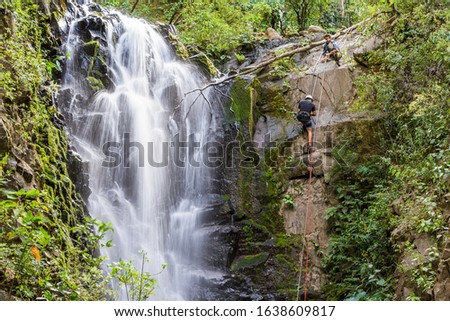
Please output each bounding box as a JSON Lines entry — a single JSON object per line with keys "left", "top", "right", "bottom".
{"left": 296, "top": 111, "right": 312, "bottom": 127}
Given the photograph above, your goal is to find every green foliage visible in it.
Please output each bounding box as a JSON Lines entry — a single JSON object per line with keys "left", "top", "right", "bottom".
{"left": 109, "top": 251, "right": 165, "bottom": 301}
{"left": 178, "top": 0, "right": 255, "bottom": 58}
{"left": 325, "top": 2, "right": 450, "bottom": 301}
{"left": 234, "top": 52, "right": 246, "bottom": 63}
{"left": 397, "top": 241, "right": 440, "bottom": 299}
{"left": 0, "top": 0, "right": 110, "bottom": 300}
{"left": 282, "top": 194, "right": 295, "bottom": 208}
{"left": 269, "top": 57, "right": 296, "bottom": 80}
{"left": 324, "top": 142, "right": 397, "bottom": 300}
{"left": 0, "top": 180, "right": 110, "bottom": 300}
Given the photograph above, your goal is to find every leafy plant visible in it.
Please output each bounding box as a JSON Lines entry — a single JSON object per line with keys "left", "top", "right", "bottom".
{"left": 325, "top": 1, "right": 450, "bottom": 301}
{"left": 109, "top": 250, "right": 166, "bottom": 301}
{"left": 282, "top": 194, "right": 295, "bottom": 208}
{"left": 234, "top": 52, "right": 246, "bottom": 63}
{"left": 0, "top": 1, "right": 111, "bottom": 300}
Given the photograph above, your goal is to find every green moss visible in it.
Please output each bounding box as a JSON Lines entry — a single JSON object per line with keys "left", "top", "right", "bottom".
{"left": 231, "top": 252, "right": 269, "bottom": 272}
{"left": 274, "top": 254, "right": 297, "bottom": 270}
{"left": 222, "top": 194, "right": 231, "bottom": 202}
{"left": 242, "top": 219, "right": 271, "bottom": 235}
{"left": 84, "top": 40, "right": 100, "bottom": 77}
{"left": 228, "top": 77, "right": 262, "bottom": 141}
{"left": 266, "top": 92, "right": 291, "bottom": 118}
{"left": 192, "top": 52, "right": 220, "bottom": 77}
{"left": 168, "top": 32, "right": 190, "bottom": 60}
{"left": 274, "top": 233, "right": 302, "bottom": 249}
{"left": 229, "top": 78, "right": 251, "bottom": 122}
{"left": 0, "top": 1, "right": 107, "bottom": 300}
{"left": 87, "top": 76, "right": 105, "bottom": 92}
{"left": 240, "top": 219, "right": 272, "bottom": 243}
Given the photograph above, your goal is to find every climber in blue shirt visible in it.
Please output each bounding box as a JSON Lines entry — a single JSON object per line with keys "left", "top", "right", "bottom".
{"left": 321, "top": 34, "right": 341, "bottom": 66}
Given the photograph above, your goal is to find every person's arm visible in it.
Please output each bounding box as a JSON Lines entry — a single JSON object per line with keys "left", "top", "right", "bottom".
{"left": 311, "top": 105, "right": 317, "bottom": 116}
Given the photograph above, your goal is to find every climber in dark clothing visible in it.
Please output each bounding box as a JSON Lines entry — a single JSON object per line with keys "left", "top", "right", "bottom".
{"left": 296, "top": 95, "right": 316, "bottom": 151}
{"left": 321, "top": 34, "right": 341, "bottom": 66}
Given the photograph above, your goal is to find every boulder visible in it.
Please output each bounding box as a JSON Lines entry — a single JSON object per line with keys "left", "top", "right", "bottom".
{"left": 231, "top": 252, "right": 270, "bottom": 272}
{"left": 266, "top": 28, "right": 282, "bottom": 40}
{"left": 307, "top": 25, "right": 327, "bottom": 34}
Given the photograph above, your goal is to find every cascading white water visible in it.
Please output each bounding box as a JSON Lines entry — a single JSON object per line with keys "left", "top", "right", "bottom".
{"left": 59, "top": 3, "right": 217, "bottom": 300}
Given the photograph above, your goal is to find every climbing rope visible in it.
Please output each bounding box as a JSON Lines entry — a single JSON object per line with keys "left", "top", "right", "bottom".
{"left": 296, "top": 42, "right": 328, "bottom": 301}
{"left": 297, "top": 26, "right": 355, "bottom": 300}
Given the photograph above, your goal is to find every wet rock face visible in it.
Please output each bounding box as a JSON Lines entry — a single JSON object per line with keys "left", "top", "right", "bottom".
{"left": 66, "top": 150, "right": 90, "bottom": 203}
{"left": 55, "top": 5, "right": 120, "bottom": 207}
{"left": 60, "top": 4, "right": 120, "bottom": 96}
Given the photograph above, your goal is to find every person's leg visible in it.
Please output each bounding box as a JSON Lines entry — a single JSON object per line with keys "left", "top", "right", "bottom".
{"left": 307, "top": 128, "right": 313, "bottom": 148}
{"left": 332, "top": 53, "right": 341, "bottom": 66}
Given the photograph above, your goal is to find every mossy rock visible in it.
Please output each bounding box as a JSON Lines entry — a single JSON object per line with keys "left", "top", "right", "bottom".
{"left": 274, "top": 233, "right": 302, "bottom": 250}
{"left": 229, "top": 77, "right": 252, "bottom": 122}
{"left": 231, "top": 252, "right": 269, "bottom": 272}
{"left": 190, "top": 52, "right": 220, "bottom": 78}
{"left": 242, "top": 219, "right": 271, "bottom": 235}
{"left": 265, "top": 93, "right": 291, "bottom": 117}
{"left": 227, "top": 77, "right": 262, "bottom": 140}
{"left": 87, "top": 76, "right": 104, "bottom": 92}
{"left": 82, "top": 40, "right": 100, "bottom": 58}
{"left": 168, "top": 32, "right": 190, "bottom": 60}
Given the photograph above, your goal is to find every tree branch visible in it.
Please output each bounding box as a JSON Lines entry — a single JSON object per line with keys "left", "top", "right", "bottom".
{"left": 131, "top": 0, "right": 139, "bottom": 14}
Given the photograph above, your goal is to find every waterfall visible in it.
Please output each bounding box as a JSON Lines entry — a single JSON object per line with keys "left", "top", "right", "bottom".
{"left": 58, "top": 2, "right": 220, "bottom": 300}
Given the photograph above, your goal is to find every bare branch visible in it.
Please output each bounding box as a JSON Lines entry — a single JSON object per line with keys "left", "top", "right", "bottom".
{"left": 199, "top": 91, "right": 212, "bottom": 111}
{"left": 131, "top": 0, "right": 139, "bottom": 13}
{"left": 213, "top": 86, "right": 231, "bottom": 100}
{"left": 184, "top": 92, "right": 203, "bottom": 120}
